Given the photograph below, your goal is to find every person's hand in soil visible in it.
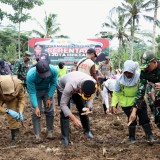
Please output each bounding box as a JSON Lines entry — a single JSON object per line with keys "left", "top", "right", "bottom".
{"left": 111, "top": 107, "right": 117, "bottom": 114}
{"left": 34, "top": 107, "right": 41, "bottom": 117}
{"left": 129, "top": 108, "right": 137, "bottom": 123}
{"left": 69, "top": 114, "right": 82, "bottom": 128}
{"left": 46, "top": 99, "right": 52, "bottom": 107}
{"left": 106, "top": 108, "right": 111, "bottom": 114}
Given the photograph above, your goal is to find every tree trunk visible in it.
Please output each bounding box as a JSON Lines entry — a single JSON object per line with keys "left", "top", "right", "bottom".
{"left": 130, "top": 17, "right": 135, "bottom": 60}
{"left": 18, "top": 21, "right": 21, "bottom": 59}
{"left": 152, "top": 0, "right": 158, "bottom": 54}
{"left": 118, "top": 39, "right": 122, "bottom": 68}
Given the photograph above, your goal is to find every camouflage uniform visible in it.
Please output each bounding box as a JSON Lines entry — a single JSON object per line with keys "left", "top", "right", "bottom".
{"left": 134, "top": 51, "right": 160, "bottom": 129}
{"left": 13, "top": 58, "right": 33, "bottom": 89}
{"left": 145, "top": 82, "right": 155, "bottom": 114}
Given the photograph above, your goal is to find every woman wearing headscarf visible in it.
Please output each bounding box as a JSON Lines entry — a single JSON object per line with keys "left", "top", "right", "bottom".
{"left": 111, "top": 60, "right": 154, "bottom": 143}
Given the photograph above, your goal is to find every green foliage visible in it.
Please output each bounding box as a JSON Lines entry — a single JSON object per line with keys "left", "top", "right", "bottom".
{"left": 0, "top": 27, "right": 29, "bottom": 62}
{"left": 155, "top": 35, "right": 160, "bottom": 43}
{"left": 0, "top": 0, "right": 44, "bottom": 24}
{"left": 0, "top": 8, "right": 5, "bottom": 21}
{"left": 0, "top": 44, "right": 18, "bottom": 62}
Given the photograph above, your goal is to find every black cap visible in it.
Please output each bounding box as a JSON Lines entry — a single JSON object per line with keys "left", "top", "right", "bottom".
{"left": 87, "top": 48, "right": 97, "bottom": 57}
{"left": 95, "top": 45, "right": 102, "bottom": 48}
{"left": 81, "top": 80, "right": 96, "bottom": 100}
{"left": 36, "top": 60, "right": 51, "bottom": 78}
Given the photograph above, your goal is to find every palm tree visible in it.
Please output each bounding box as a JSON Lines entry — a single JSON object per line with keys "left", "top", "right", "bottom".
{"left": 99, "top": 14, "right": 130, "bottom": 68}
{"left": 32, "top": 12, "right": 61, "bottom": 38}
{"left": 151, "top": 0, "right": 160, "bottom": 54}
{"left": 111, "top": 0, "right": 157, "bottom": 59}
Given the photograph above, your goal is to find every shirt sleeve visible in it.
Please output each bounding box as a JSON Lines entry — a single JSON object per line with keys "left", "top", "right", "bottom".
{"left": 60, "top": 83, "right": 73, "bottom": 117}
{"left": 17, "top": 84, "right": 25, "bottom": 112}
{"left": 114, "top": 80, "right": 121, "bottom": 92}
{"left": 0, "top": 99, "right": 6, "bottom": 113}
{"left": 134, "top": 78, "right": 147, "bottom": 105}
{"left": 26, "top": 73, "right": 38, "bottom": 108}
{"left": 111, "top": 80, "right": 121, "bottom": 107}
{"left": 90, "top": 65, "right": 99, "bottom": 84}
{"left": 102, "top": 87, "right": 109, "bottom": 109}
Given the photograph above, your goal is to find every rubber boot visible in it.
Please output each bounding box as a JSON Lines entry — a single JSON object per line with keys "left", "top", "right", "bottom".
{"left": 142, "top": 123, "right": 155, "bottom": 143}
{"left": 128, "top": 126, "right": 136, "bottom": 143}
{"left": 79, "top": 114, "right": 94, "bottom": 138}
{"left": 11, "top": 128, "right": 19, "bottom": 140}
{"left": 60, "top": 112, "right": 70, "bottom": 145}
{"left": 46, "top": 115, "right": 54, "bottom": 139}
{"left": 103, "top": 104, "right": 107, "bottom": 114}
{"left": 32, "top": 115, "right": 41, "bottom": 136}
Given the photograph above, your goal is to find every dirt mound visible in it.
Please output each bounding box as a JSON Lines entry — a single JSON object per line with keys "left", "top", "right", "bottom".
{"left": 0, "top": 94, "right": 160, "bottom": 160}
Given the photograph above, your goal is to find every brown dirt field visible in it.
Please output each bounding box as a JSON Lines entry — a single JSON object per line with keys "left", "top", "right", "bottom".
{"left": 0, "top": 93, "right": 160, "bottom": 160}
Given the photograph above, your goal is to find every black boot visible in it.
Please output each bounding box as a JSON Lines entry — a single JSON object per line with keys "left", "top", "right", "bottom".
{"left": 142, "top": 123, "right": 155, "bottom": 143}
{"left": 60, "top": 112, "right": 70, "bottom": 145}
{"left": 11, "top": 128, "right": 19, "bottom": 140}
{"left": 103, "top": 104, "right": 107, "bottom": 114}
{"left": 79, "top": 114, "right": 94, "bottom": 138}
{"left": 128, "top": 126, "right": 136, "bottom": 143}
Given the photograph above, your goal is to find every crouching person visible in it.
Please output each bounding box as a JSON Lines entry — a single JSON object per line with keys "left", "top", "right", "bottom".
{"left": 0, "top": 75, "right": 25, "bottom": 140}
{"left": 112, "top": 60, "right": 154, "bottom": 143}
{"left": 57, "top": 71, "right": 97, "bottom": 145}
{"left": 26, "top": 60, "right": 58, "bottom": 143}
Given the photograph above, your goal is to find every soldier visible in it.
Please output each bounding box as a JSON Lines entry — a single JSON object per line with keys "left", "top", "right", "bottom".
{"left": 13, "top": 51, "right": 33, "bottom": 89}
{"left": 0, "top": 75, "right": 25, "bottom": 141}
{"left": 130, "top": 51, "right": 160, "bottom": 140}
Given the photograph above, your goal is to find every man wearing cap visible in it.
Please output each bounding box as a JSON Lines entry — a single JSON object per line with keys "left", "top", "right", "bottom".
{"left": 57, "top": 71, "right": 97, "bottom": 145}
{"left": 130, "top": 51, "right": 160, "bottom": 131}
{"left": 76, "top": 48, "right": 99, "bottom": 84}
{"left": 26, "top": 60, "right": 58, "bottom": 143}
{"left": 0, "top": 75, "right": 25, "bottom": 141}
{"left": 13, "top": 51, "right": 33, "bottom": 89}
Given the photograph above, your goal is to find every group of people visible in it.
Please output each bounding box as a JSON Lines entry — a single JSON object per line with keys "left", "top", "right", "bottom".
{"left": 0, "top": 45, "right": 160, "bottom": 146}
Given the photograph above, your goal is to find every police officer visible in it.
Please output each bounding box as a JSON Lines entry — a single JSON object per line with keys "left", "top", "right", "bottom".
{"left": 130, "top": 51, "right": 160, "bottom": 141}
{"left": 57, "top": 71, "right": 97, "bottom": 145}
{"left": 13, "top": 51, "right": 33, "bottom": 89}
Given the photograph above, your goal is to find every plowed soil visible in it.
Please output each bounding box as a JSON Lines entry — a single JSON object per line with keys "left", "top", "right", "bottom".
{"left": 0, "top": 93, "right": 160, "bottom": 160}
